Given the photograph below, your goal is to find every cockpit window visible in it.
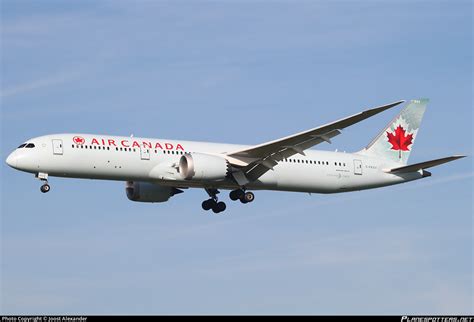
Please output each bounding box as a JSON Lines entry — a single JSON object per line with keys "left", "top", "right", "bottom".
{"left": 25, "top": 143, "right": 35, "bottom": 148}
{"left": 17, "top": 144, "right": 27, "bottom": 148}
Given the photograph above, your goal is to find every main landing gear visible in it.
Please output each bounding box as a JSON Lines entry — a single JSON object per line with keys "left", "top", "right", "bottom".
{"left": 229, "top": 189, "right": 255, "bottom": 204}
{"left": 201, "top": 188, "right": 256, "bottom": 214}
{"left": 36, "top": 172, "right": 50, "bottom": 193}
{"left": 202, "top": 188, "right": 227, "bottom": 214}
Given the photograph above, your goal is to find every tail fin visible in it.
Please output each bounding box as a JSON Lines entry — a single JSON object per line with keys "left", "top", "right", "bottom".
{"left": 358, "top": 99, "right": 428, "bottom": 165}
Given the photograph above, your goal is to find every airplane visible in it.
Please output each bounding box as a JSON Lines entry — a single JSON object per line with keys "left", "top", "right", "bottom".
{"left": 5, "top": 99, "right": 466, "bottom": 214}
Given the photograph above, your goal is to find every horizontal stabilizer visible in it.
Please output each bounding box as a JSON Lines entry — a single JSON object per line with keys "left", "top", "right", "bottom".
{"left": 385, "top": 155, "right": 466, "bottom": 173}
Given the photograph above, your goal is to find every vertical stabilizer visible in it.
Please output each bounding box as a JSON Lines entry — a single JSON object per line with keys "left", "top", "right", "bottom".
{"left": 358, "top": 99, "right": 428, "bottom": 164}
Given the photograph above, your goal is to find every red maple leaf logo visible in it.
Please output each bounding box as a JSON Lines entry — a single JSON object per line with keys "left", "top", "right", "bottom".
{"left": 73, "top": 136, "right": 85, "bottom": 145}
{"left": 386, "top": 125, "right": 413, "bottom": 158}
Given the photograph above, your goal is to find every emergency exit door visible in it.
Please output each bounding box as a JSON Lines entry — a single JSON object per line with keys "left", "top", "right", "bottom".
{"left": 52, "top": 139, "right": 63, "bottom": 155}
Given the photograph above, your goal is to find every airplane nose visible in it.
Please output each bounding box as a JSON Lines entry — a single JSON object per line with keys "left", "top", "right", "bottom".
{"left": 6, "top": 151, "right": 18, "bottom": 168}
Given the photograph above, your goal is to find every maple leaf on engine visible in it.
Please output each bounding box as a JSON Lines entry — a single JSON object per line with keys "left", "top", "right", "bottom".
{"left": 386, "top": 125, "right": 413, "bottom": 153}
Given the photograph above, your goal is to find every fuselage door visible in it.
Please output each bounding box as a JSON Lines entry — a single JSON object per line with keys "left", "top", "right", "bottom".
{"left": 354, "top": 159, "right": 363, "bottom": 175}
{"left": 140, "top": 146, "right": 150, "bottom": 160}
{"left": 52, "top": 139, "right": 63, "bottom": 155}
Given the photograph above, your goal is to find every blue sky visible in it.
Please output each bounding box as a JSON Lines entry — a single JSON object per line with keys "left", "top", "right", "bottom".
{"left": 1, "top": 0, "right": 472, "bottom": 315}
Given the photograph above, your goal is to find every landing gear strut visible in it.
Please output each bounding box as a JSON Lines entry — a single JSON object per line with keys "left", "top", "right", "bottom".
{"left": 202, "top": 188, "right": 226, "bottom": 214}
{"left": 229, "top": 189, "right": 255, "bottom": 204}
{"left": 36, "top": 172, "right": 50, "bottom": 193}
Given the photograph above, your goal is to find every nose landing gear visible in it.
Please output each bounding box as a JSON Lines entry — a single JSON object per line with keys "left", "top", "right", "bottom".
{"left": 40, "top": 183, "right": 51, "bottom": 193}
{"left": 36, "top": 172, "right": 50, "bottom": 193}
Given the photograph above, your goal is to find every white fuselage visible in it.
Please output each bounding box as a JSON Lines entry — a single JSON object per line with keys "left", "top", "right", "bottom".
{"left": 6, "top": 133, "right": 424, "bottom": 194}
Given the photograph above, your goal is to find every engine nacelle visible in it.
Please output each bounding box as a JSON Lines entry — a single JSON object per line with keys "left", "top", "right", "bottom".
{"left": 178, "top": 153, "right": 228, "bottom": 181}
{"left": 126, "top": 181, "right": 182, "bottom": 203}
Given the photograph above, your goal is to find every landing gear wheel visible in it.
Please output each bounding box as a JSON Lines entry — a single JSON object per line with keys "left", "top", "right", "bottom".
{"left": 40, "top": 183, "right": 50, "bottom": 193}
{"left": 229, "top": 189, "right": 245, "bottom": 201}
{"left": 203, "top": 188, "right": 227, "bottom": 213}
{"left": 212, "top": 202, "right": 226, "bottom": 214}
{"left": 240, "top": 191, "right": 254, "bottom": 203}
{"left": 244, "top": 192, "right": 255, "bottom": 202}
{"left": 202, "top": 199, "right": 216, "bottom": 211}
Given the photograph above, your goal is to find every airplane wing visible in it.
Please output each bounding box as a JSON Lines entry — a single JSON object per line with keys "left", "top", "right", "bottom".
{"left": 385, "top": 155, "right": 466, "bottom": 174}
{"left": 225, "top": 100, "right": 405, "bottom": 184}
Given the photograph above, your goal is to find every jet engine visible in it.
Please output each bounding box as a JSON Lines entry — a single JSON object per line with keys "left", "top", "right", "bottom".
{"left": 178, "top": 153, "right": 229, "bottom": 181}
{"left": 126, "top": 181, "right": 183, "bottom": 203}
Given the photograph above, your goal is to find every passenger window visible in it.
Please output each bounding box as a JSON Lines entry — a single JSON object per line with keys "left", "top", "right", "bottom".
{"left": 107, "top": 147, "right": 110, "bottom": 150}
